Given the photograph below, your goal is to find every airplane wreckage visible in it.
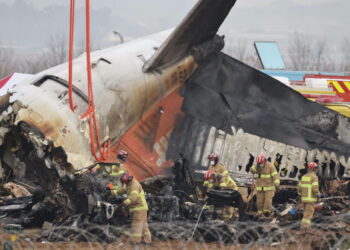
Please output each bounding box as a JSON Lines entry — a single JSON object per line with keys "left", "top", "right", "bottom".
{"left": 1, "top": 0, "right": 350, "bottom": 247}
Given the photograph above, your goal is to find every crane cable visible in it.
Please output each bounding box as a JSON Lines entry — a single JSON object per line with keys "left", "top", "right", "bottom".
{"left": 68, "top": 0, "right": 110, "bottom": 161}
{"left": 68, "top": 0, "right": 75, "bottom": 111}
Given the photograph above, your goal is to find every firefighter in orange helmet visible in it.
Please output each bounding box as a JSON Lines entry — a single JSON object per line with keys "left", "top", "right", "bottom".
{"left": 203, "top": 170, "right": 238, "bottom": 220}
{"left": 93, "top": 150, "right": 128, "bottom": 194}
{"left": 108, "top": 150, "right": 128, "bottom": 195}
{"left": 203, "top": 170, "right": 217, "bottom": 190}
{"left": 118, "top": 172, "right": 151, "bottom": 244}
{"left": 298, "top": 162, "right": 320, "bottom": 229}
{"left": 208, "top": 153, "right": 229, "bottom": 177}
{"left": 250, "top": 154, "right": 280, "bottom": 217}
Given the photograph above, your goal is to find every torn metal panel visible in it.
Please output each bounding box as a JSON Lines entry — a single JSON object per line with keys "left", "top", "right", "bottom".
{"left": 173, "top": 49, "right": 350, "bottom": 181}
{"left": 169, "top": 114, "right": 350, "bottom": 182}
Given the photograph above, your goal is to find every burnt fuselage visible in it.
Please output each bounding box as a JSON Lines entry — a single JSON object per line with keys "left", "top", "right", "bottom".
{"left": 1, "top": 30, "right": 196, "bottom": 171}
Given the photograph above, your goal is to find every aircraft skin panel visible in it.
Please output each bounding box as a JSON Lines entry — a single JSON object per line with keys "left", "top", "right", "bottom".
{"left": 109, "top": 88, "right": 185, "bottom": 180}
{"left": 144, "top": 0, "right": 237, "bottom": 72}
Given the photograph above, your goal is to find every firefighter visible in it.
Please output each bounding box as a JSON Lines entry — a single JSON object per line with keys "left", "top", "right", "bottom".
{"left": 108, "top": 150, "right": 128, "bottom": 195}
{"left": 208, "top": 153, "right": 229, "bottom": 176}
{"left": 92, "top": 150, "right": 128, "bottom": 194}
{"left": 219, "top": 175, "right": 238, "bottom": 191}
{"left": 203, "top": 170, "right": 217, "bottom": 190}
{"left": 119, "top": 172, "right": 151, "bottom": 244}
{"left": 110, "top": 150, "right": 128, "bottom": 177}
{"left": 218, "top": 175, "right": 239, "bottom": 220}
{"left": 203, "top": 170, "right": 238, "bottom": 220}
{"left": 298, "top": 162, "right": 320, "bottom": 229}
{"left": 250, "top": 154, "right": 280, "bottom": 217}
{"left": 92, "top": 150, "right": 128, "bottom": 174}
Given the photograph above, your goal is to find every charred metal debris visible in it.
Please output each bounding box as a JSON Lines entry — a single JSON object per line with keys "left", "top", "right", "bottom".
{"left": 1, "top": 99, "right": 350, "bottom": 248}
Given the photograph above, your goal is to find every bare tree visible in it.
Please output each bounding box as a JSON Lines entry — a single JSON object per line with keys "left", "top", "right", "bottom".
{"left": 234, "top": 39, "right": 248, "bottom": 62}
{"left": 74, "top": 38, "right": 86, "bottom": 58}
{"left": 18, "top": 35, "right": 68, "bottom": 74}
{"left": 16, "top": 34, "right": 100, "bottom": 75}
{"left": 41, "top": 35, "right": 68, "bottom": 68}
{"left": 20, "top": 56, "right": 46, "bottom": 74}
{"left": 224, "top": 38, "right": 248, "bottom": 61}
{"left": 313, "top": 37, "right": 328, "bottom": 71}
{"left": 0, "top": 44, "right": 15, "bottom": 78}
{"left": 73, "top": 37, "right": 98, "bottom": 58}
{"left": 245, "top": 52, "right": 262, "bottom": 69}
{"left": 288, "top": 32, "right": 314, "bottom": 71}
{"left": 341, "top": 37, "right": 350, "bottom": 73}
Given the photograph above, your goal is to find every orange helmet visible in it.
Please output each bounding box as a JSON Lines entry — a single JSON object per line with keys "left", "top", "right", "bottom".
{"left": 204, "top": 170, "right": 214, "bottom": 181}
{"left": 120, "top": 172, "right": 133, "bottom": 184}
{"left": 308, "top": 162, "right": 318, "bottom": 170}
{"left": 208, "top": 153, "right": 219, "bottom": 161}
{"left": 256, "top": 154, "right": 266, "bottom": 164}
{"left": 117, "top": 150, "right": 128, "bottom": 162}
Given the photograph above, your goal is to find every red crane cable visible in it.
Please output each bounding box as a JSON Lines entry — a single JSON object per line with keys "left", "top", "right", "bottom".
{"left": 68, "top": 0, "right": 75, "bottom": 111}
{"left": 68, "top": 0, "right": 110, "bottom": 161}
{"left": 83, "top": 0, "right": 109, "bottom": 161}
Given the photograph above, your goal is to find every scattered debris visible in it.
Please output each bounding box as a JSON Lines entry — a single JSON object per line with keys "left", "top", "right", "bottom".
{"left": 1, "top": 158, "right": 350, "bottom": 248}
{"left": 3, "top": 182, "right": 31, "bottom": 198}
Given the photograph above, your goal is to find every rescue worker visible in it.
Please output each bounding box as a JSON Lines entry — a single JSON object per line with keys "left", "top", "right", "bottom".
{"left": 298, "top": 162, "right": 320, "bottom": 229}
{"left": 108, "top": 150, "right": 128, "bottom": 195}
{"left": 119, "top": 172, "right": 151, "bottom": 244}
{"left": 219, "top": 175, "right": 238, "bottom": 191}
{"left": 203, "top": 170, "right": 239, "bottom": 220}
{"left": 208, "top": 153, "right": 229, "bottom": 176}
{"left": 92, "top": 150, "right": 128, "bottom": 194}
{"left": 92, "top": 150, "right": 127, "bottom": 173}
{"left": 218, "top": 174, "right": 238, "bottom": 220}
{"left": 203, "top": 170, "right": 217, "bottom": 190}
{"left": 250, "top": 154, "right": 280, "bottom": 217}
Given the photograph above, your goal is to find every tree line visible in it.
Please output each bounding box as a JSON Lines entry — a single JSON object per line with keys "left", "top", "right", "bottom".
{"left": 1, "top": 32, "right": 350, "bottom": 79}
{"left": 0, "top": 35, "right": 89, "bottom": 78}
{"left": 224, "top": 32, "right": 350, "bottom": 73}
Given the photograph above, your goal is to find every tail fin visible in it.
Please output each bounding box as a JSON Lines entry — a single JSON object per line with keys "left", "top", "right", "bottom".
{"left": 143, "top": 0, "right": 237, "bottom": 72}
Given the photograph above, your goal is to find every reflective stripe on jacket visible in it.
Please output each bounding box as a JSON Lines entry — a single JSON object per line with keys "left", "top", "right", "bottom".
{"left": 109, "top": 164, "right": 126, "bottom": 195}
{"left": 209, "top": 163, "right": 229, "bottom": 176}
{"left": 250, "top": 161, "right": 280, "bottom": 191}
{"left": 123, "top": 179, "right": 148, "bottom": 212}
{"left": 219, "top": 176, "right": 238, "bottom": 191}
{"left": 203, "top": 180, "right": 215, "bottom": 189}
{"left": 110, "top": 164, "right": 125, "bottom": 176}
{"left": 298, "top": 172, "right": 319, "bottom": 203}
{"left": 111, "top": 184, "right": 126, "bottom": 196}
{"left": 93, "top": 162, "right": 125, "bottom": 176}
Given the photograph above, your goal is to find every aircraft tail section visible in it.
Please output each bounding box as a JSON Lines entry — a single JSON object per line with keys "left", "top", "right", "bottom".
{"left": 143, "top": 0, "right": 237, "bottom": 72}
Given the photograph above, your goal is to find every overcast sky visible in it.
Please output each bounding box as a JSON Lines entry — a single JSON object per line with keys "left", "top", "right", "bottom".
{"left": 0, "top": 0, "right": 349, "bottom": 58}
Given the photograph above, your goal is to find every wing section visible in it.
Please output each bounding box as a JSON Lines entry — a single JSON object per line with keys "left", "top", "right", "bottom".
{"left": 143, "top": 0, "right": 237, "bottom": 72}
